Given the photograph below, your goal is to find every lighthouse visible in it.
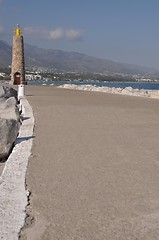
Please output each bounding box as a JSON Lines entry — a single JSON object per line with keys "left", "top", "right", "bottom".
{"left": 10, "top": 25, "right": 26, "bottom": 85}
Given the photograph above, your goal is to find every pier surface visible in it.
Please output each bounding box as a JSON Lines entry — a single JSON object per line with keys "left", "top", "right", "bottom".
{"left": 21, "top": 85, "right": 159, "bottom": 240}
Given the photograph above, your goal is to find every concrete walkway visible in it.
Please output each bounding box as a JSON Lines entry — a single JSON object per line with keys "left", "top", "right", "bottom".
{"left": 0, "top": 97, "right": 34, "bottom": 240}
{"left": 21, "top": 85, "right": 159, "bottom": 240}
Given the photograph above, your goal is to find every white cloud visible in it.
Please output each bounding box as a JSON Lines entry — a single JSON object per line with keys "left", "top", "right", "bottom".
{"left": 24, "top": 27, "right": 84, "bottom": 41}
{"left": 49, "top": 28, "right": 84, "bottom": 41}
{"left": 23, "top": 27, "right": 47, "bottom": 38}
{"left": 49, "top": 28, "right": 64, "bottom": 40}
{"left": 66, "top": 29, "right": 84, "bottom": 40}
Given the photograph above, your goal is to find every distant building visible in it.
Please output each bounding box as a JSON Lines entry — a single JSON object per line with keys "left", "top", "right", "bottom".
{"left": 10, "top": 25, "right": 26, "bottom": 85}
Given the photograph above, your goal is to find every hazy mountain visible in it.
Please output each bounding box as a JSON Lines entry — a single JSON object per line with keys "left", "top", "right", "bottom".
{"left": 0, "top": 41, "right": 12, "bottom": 67}
{"left": 0, "top": 40, "right": 158, "bottom": 75}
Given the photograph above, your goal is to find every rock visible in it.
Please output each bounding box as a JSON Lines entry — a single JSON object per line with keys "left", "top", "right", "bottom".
{"left": 0, "top": 97, "right": 20, "bottom": 121}
{"left": 0, "top": 84, "right": 20, "bottom": 160}
{"left": 0, "top": 118, "right": 19, "bottom": 159}
{"left": 0, "top": 85, "right": 5, "bottom": 98}
{"left": 121, "top": 88, "right": 133, "bottom": 95}
{"left": 3, "top": 85, "right": 18, "bottom": 100}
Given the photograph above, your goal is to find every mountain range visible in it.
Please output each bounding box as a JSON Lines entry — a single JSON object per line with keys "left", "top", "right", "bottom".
{"left": 0, "top": 40, "right": 158, "bottom": 76}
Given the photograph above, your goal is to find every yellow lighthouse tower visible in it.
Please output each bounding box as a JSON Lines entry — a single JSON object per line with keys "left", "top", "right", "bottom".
{"left": 10, "top": 25, "right": 26, "bottom": 85}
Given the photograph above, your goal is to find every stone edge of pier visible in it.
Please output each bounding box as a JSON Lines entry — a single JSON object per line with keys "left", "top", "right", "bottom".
{"left": 0, "top": 97, "right": 34, "bottom": 240}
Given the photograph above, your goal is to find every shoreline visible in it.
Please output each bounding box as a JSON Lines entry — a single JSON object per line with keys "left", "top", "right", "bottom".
{"left": 58, "top": 83, "right": 159, "bottom": 99}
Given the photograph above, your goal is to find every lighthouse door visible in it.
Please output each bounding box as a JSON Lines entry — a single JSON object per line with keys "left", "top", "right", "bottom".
{"left": 14, "top": 72, "right": 21, "bottom": 85}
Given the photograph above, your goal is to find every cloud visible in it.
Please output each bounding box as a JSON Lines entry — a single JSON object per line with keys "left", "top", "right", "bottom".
{"left": 24, "top": 27, "right": 84, "bottom": 41}
{"left": 49, "top": 28, "right": 84, "bottom": 41}
{"left": 23, "top": 27, "right": 48, "bottom": 38}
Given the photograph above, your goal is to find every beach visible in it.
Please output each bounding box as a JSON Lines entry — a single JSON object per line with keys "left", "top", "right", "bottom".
{"left": 17, "top": 85, "right": 159, "bottom": 239}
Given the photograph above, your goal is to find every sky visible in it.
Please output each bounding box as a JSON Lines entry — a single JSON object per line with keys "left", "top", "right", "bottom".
{"left": 0, "top": 0, "right": 159, "bottom": 69}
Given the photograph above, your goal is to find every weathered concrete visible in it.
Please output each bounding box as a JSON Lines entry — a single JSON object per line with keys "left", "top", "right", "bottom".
{"left": 20, "top": 86, "right": 159, "bottom": 240}
{"left": 0, "top": 97, "right": 34, "bottom": 240}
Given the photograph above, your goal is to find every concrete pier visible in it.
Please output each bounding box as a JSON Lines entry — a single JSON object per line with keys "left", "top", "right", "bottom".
{"left": 20, "top": 86, "right": 159, "bottom": 240}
